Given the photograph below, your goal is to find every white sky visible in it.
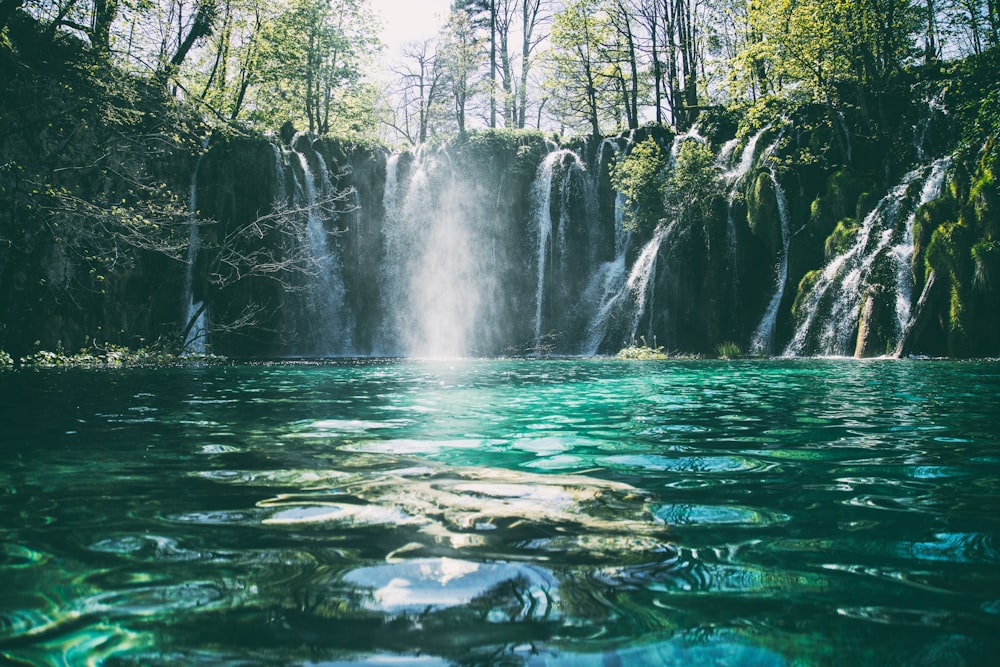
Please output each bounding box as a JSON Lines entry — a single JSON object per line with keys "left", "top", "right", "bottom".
{"left": 369, "top": 0, "right": 453, "bottom": 60}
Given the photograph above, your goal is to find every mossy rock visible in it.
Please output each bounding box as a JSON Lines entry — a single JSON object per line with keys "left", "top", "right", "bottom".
{"left": 791, "top": 269, "right": 824, "bottom": 323}
{"left": 747, "top": 170, "right": 781, "bottom": 255}
{"left": 856, "top": 191, "right": 879, "bottom": 220}
{"left": 825, "top": 218, "right": 860, "bottom": 260}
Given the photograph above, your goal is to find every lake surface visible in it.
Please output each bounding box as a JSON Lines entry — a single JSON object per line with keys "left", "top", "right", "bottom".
{"left": 1, "top": 359, "right": 999, "bottom": 665}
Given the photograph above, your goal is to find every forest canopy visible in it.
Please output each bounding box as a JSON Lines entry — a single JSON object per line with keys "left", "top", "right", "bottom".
{"left": 1, "top": 0, "right": 996, "bottom": 143}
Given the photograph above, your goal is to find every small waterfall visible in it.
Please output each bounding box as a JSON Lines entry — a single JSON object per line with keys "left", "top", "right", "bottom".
{"left": 784, "top": 157, "right": 951, "bottom": 356}
{"left": 914, "top": 89, "right": 947, "bottom": 161}
{"left": 289, "top": 137, "right": 354, "bottom": 356}
{"left": 182, "top": 137, "right": 210, "bottom": 354}
{"left": 585, "top": 221, "right": 675, "bottom": 352}
{"left": 722, "top": 127, "right": 770, "bottom": 309}
{"left": 892, "top": 157, "right": 951, "bottom": 336}
{"left": 530, "top": 148, "right": 585, "bottom": 351}
{"left": 750, "top": 157, "right": 791, "bottom": 354}
{"left": 582, "top": 143, "right": 631, "bottom": 354}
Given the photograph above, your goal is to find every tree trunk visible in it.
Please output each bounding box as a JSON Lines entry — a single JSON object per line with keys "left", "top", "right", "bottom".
{"left": 91, "top": 0, "right": 118, "bottom": 54}
{"left": 490, "top": 0, "right": 497, "bottom": 128}
{"left": 167, "top": 1, "right": 217, "bottom": 73}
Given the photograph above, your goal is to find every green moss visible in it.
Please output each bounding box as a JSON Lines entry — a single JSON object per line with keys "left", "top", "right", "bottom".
{"left": 825, "top": 218, "right": 859, "bottom": 260}
{"left": 792, "top": 269, "right": 823, "bottom": 323}
{"left": 747, "top": 171, "right": 780, "bottom": 251}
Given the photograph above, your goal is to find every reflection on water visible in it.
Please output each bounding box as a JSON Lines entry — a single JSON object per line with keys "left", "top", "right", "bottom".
{"left": 1, "top": 359, "right": 999, "bottom": 665}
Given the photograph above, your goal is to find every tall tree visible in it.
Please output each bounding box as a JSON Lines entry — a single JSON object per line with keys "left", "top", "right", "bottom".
{"left": 517, "top": 0, "right": 549, "bottom": 128}
{"left": 439, "top": 7, "right": 484, "bottom": 134}
{"left": 391, "top": 38, "right": 446, "bottom": 143}
{"left": 548, "top": 0, "right": 612, "bottom": 137}
{"left": 255, "top": 0, "right": 379, "bottom": 135}
{"left": 605, "top": 0, "right": 641, "bottom": 130}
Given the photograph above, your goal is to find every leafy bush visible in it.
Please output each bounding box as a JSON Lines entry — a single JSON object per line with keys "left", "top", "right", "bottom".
{"left": 664, "top": 140, "right": 723, "bottom": 223}
{"left": 611, "top": 137, "right": 668, "bottom": 233}
{"left": 715, "top": 341, "right": 742, "bottom": 359}
{"left": 617, "top": 336, "right": 669, "bottom": 359}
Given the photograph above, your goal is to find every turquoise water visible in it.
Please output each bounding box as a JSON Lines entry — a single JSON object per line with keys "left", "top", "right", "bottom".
{"left": 1, "top": 359, "right": 999, "bottom": 665}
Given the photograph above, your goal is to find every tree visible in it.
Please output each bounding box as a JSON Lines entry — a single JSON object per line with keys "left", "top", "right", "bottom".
{"left": 439, "top": 7, "right": 484, "bottom": 134}
{"left": 390, "top": 39, "right": 446, "bottom": 144}
{"left": 453, "top": 0, "right": 498, "bottom": 126}
{"left": 605, "top": 0, "right": 641, "bottom": 130}
{"left": 517, "top": 0, "right": 550, "bottom": 128}
{"left": 547, "top": 0, "right": 612, "bottom": 137}
{"left": 610, "top": 136, "right": 668, "bottom": 232}
{"left": 163, "top": 0, "right": 219, "bottom": 76}
{"left": 253, "top": 0, "right": 380, "bottom": 135}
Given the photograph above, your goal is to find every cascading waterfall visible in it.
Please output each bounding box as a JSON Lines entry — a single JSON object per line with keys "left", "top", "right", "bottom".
{"left": 582, "top": 139, "right": 632, "bottom": 354}
{"left": 750, "top": 138, "right": 791, "bottom": 354}
{"left": 892, "top": 157, "right": 952, "bottom": 337}
{"left": 229, "top": 123, "right": 958, "bottom": 359}
{"left": 784, "top": 157, "right": 951, "bottom": 357}
{"left": 182, "top": 137, "right": 210, "bottom": 354}
{"left": 530, "top": 148, "right": 586, "bottom": 351}
{"left": 721, "top": 127, "right": 770, "bottom": 307}
{"left": 585, "top": 131, "right": 708, "bottom": 353}
{"left": 289, "top": 137, "right": 354, "bottom": 355}
{"left": 412, "top": 150, "right": 478, "bottom": 357}
{"left": 530, "top": 150, "right": 561, "bottom": 350}
{"left": 586, "top": 221, "right": 675, "bottom": 351}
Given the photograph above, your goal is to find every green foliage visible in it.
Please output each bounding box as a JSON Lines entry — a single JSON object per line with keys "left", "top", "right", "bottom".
{"left": 825, "top": 218, "right": 859, "bottom": 259}
{"left": 792, "top": 270, "right": 823, "bottom": 322}
{"left": 618, "top": 337, "right": 669, "bottom": 360}
{"left": 664, "top": 140, "right": 724, "bottom": 225}
{"left": 0, "top": 350, "right": 12, "bottom": 368}
{"left": 448, "top": 129, "right": 549, "bottom": 178}
{"left": 610, "top": 137, "right": 668, "bottom": 233}
{"left": 739, "top": 0, "right": 920, "bottom": 104}
{"left": 546, "top": 0, "right": 615, "bottom": 136}
{"left": 248, "top": 0, "right": 381, "bottom": 136}
{"left": 715, "top": 341, "right": 742, "bottom": 359}
{"left": 16, "top": 340, "right": 219, "bottom": 368}
{"left": 944, "top": 48, "right": 1000, "bottom": 148}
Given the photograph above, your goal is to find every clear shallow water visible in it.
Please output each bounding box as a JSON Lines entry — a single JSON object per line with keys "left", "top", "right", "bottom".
{"left": 1, "top": 359, "right": 999, "bottom": 666}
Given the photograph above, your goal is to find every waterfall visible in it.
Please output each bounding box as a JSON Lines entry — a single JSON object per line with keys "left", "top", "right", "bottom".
{"left": 375, "top": 153, "right": 404, "bottom": 355}
{"left": 749, "top": 159, "right": 791, "bottom": 354}
{"left": 289, "top": 137, "right": 354, "bottom": 356}
{"left": 892, "top": 158, "right": 951, "bottom": 337}
{"left": 582, "top": 142, "right": 631, "bottom": 354}
{"left": 530, "top": 148, "right": 585, "bottom": 352}
{"left": 182, "top": 137, "right": 210, "bottom": 354}
{"left": 722, "top": 127, "right": 770, "bottom": 312}
{"left": 378, "top": 147, "right": 483, "bottom": 357}
{"left": 914, "top": 89, "right": 947, "bottom": 161}
{"left": 584, "top": 221, "right": 675, "bottom": 352}
{"left": 784, "top": 157, "right": 951, "bottom": 357}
